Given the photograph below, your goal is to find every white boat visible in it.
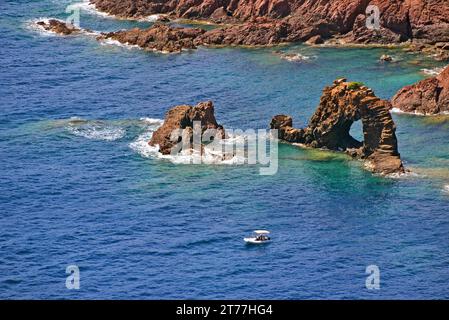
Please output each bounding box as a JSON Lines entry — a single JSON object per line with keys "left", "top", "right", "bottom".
{"left": 244, "top": 230, "right": 271, "bottom": 244}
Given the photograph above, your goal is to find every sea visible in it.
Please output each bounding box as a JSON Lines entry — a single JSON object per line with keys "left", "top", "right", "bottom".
{"left": 1, "top": 0, "right": 449, "bottom": 299}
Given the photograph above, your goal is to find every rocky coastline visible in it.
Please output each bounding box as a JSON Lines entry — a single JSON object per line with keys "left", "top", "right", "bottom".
{"left": 31, "top": 1, "right": 449, "bottom": 176}
{"left": 89, "top": 0, "right": 449, "bottom": 60}
{"left": 35, "top": 19, "right": 81, "bottom": 35}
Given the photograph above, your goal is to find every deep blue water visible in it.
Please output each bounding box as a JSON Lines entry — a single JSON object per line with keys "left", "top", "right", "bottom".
{"left": 1, "top": 0, "right": 449, "bottom": 299}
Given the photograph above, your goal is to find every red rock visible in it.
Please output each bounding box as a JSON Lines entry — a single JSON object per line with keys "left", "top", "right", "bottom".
{"left": 90, "top": 0, "right": 449, "bottom": 48}
{"left": 197, "top": 21, "right": 290, "bottom": 46}
{"left": 149, "top": 101, "right": 225, "bottom": 155}
{"left": 391, "top": 65, "right": 449, "bottom": 115}
{"left": 271, "top": 79, "right": 404, "bottom": 175}
{"left": 306, "top": 35, "right": 324, "bottom": 45}
{"left": 36, "top": 19, "right": 80, "bottom": 35}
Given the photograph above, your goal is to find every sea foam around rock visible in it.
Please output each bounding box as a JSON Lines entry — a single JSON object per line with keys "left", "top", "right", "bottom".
{"left": 421, "top": 66, "right": 445, "bottom": 76}
{"left": 130, "top": 124, "right": 249, "bottom": 165}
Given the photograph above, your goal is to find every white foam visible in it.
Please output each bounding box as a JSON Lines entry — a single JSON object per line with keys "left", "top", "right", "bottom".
{"left": 280, "top": 53, "right": 315, "bottom": 62}
{"left": 390, "top": 108, "right": 449, "bottom": 117}
{"left": 25, "top": 17, "right": 100, "bottom": 37}
{"left": 70, "top": 1, "right": 114, "bottom": 19}
{"left": 140, "top": 118, "right": 165, "bottom": 126}
{"left": 443, "top": 185, "right": 449, "bottom": 194}
{"left": 385, "top": 170, "right": 420, "bottom": 179}
{"left": 390, "top": 107, "right": 426, "bottom": 116}
{"left": 145, "top": 14, "right": 163, "bottom": 22}
{"left": 421, "top": 67, "right": 445, "bottom": 76}
{"left": 25, "top": 18, "right": 64, "bottom": 36}
{"left": 66, "top": 121, "right": 126, "bottom": 141}
{"left": 99, "top": 38, "right": 142, "bottom": 50}
{"left": 129, "top": 125, "right": 248, "bottom": 165}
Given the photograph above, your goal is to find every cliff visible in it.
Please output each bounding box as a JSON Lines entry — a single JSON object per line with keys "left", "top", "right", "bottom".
{"left": 90, "top": 0, "right": 449, "bottom": 48}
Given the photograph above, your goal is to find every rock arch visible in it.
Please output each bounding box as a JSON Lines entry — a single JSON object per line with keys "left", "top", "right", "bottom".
{"left": 271, "top": 79, "right": 404, "bottom": 175}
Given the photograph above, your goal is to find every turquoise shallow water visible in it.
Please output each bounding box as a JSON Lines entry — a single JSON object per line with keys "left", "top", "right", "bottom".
{"left": 1, "top": 0, "right": 449, "bottom": 299}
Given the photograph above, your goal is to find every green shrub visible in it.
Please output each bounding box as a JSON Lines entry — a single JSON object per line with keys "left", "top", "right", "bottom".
{"left": 347, "top": 81, "right": 364, "bottom": 90}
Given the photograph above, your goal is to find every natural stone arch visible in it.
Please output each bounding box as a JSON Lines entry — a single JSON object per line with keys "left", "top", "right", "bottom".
{"left": 271, "top": 79, "right": 404, "bottom": 175}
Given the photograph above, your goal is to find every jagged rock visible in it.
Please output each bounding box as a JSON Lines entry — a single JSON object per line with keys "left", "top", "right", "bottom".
{"left": 271, "top": 79, "right": 404, "bottom": 175}
{"left": 98, "top": 24, "right": 206, "bottom": 53}
{"left": 197, "top": 20, "right": 290, "bottom": 46}
{"left": 391, "top": 65, "right": 449, "bottom": 115}
{"left": 36, "top": 19, "right": 80, "bottom": 35}
{"left": 380, "top": 54, "right": 393, "bottom": 62}
{"left": 149, "top": 101, "right": 225, "bottom": 155}
{"left": 210, "top": 7, "right": 232, "bottom": 23}
{"left": 90, "top": 0, "right": 449, "bottom": 54}
{"left": 156, "top": 15, "right": 170, "bottom": 23}
{"left": 306, "top": 35, "right": 324, "bottom": 45}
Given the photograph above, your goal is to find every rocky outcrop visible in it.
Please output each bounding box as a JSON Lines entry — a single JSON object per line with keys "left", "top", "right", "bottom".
{"left": 391, "top": 65, "right": 449, "bottom": 115}
{"left": 271, "top": 79, "right": 404, "bottom": 175}
{"left": 36, "top": 19, "right": 80, "bottom": 35}
{"left": 149, "top": 101, "right": 225, "bottom": 155}
{"left": 99, "top": 24, "right": 206, "bottom": 53}
{"left": 90, "top": 0, "right": 449, "bottom": 52}
{"left": 197, "top": 19, "right": 290, "bottom": 46}
{"left": 97, "top": 20, "right": 291, "bottom": 50}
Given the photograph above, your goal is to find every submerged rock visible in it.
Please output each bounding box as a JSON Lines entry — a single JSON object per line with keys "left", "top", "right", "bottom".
{"left": 36, "top": 19, "right": 80, "bottom": 35}
{"left": 149, "top": 101, "right": 225, "bottom": 155}
{"left": 271, "top": 79, "right": 404, "bottom": 175}
{"left": 273, "top": 50, "right": 310, "bottom": 62}
{"left": 392, "top": 65, "right": 449, "bottom": 115}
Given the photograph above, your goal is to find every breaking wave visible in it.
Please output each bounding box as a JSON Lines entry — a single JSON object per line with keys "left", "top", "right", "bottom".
{"left": 145, "top": 14, "right": 164, "bottom": 22}
{"left": 421, "top": 66, "right": 445, "bottom": 76}
{"left": 25, "top": 18, "right": 63, "bottom": 36}
{"left": 129, "top": 126, "right": 250, "bottom": 165}
{"left": 70, "top": 1, "right": 114, "bottom": 18}
{"left": 390, "top": 107, "right": 427, "bottom": 116}
{"left": 25, "top": 17, "right": 99, "bottom": 37}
